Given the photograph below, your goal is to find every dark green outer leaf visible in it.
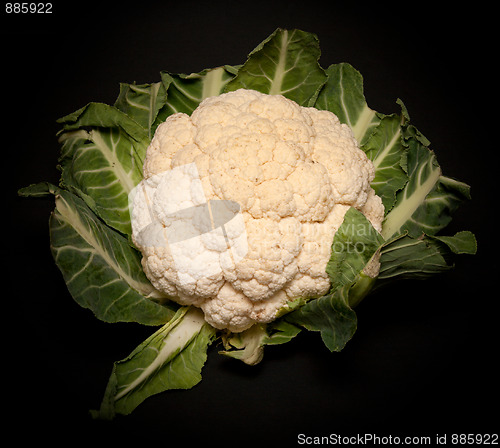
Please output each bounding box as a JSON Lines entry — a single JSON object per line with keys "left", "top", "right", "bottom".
{"left": 430, "top": 231, "right": 477, "bottom": 254}
{"left": 160, "top": 66, "right": 237, "bottom": 118}
{"left": 114, "top": 80, "right": 169, "bottom": 139}
{"left": 225, "top": 28, "right": 326, "bottom": 106}
{"left": 57, "top": 102, "right": 151, "bottom": 236}
{"left": 20, "top": 183, "right": 174, "bottom": 325}
{"left": 286, "top": 207, "right": 384, "bottom": 352}
{"left": 93, "top": 308, "right": 216, "bottom": 419}
{"left": 58, "top": 102, "right": 149, "bottom": 150}
{"left": 381, "top": 123, "right": 472, "bottom": 240}
{"left": 58, "top": 127, "right": 143, "bottom": 236}
{"left": 378, "top": 231, "right": 477, "bottom": 281}
{"left": 361, "top": 113, "right": 407, "bottom": 213}
{"left": 315, "top": 63, "right": 381, "bottom": 145}
{"left": 326, "top": 207, "right": 385, "bottom": 289}
{"left": 286, "top": 284, "right": 356, "bottom": 352}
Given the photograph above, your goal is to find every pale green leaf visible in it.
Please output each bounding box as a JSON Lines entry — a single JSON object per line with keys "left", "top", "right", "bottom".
{"left": 264, "top": 320, "right": 302, "bottom": 345}
{"left": 220, "top": 320, "right": 301, "bottom": 365}
{"left": 220, "top": 325, "right": 267, "bottom": 366}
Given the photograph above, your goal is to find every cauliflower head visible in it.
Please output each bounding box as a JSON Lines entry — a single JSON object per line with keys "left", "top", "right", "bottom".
{"left": 130, "top": 89, "right": 384, "bottom": 332}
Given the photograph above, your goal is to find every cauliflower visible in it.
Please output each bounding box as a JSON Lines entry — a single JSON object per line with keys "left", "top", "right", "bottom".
{"left": 130, "top": 89, "right": 384, "bottom": 332}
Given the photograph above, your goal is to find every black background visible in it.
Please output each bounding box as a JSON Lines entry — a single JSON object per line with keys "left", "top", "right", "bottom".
{"left": 4, "top": 1, "right": 497, "bottom": 444}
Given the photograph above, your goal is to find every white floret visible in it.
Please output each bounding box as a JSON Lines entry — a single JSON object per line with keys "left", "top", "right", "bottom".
{"left": 130, "top": 89, "right": 385, "bottom": 332}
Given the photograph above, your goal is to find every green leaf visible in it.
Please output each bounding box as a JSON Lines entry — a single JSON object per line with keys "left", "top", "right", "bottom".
{"left": 114, "top": 80, "right": 170, "bottom": 139}
{"left": 18, "top": 28, "right": 478, "bottom": 417}
{"left": 220, "top": 320, "right": 302, "bottom": 366}
{"left": 22, "top": 183, "right": 174, "bottom": 325}
{"left": 379, "top": 235, "right": 451, "bottom": 280}
{"left": 264, "top": 320, "right": 302, "bottom": 345}
{"left": 220, "top": 325, "right": 268, "bottom": 366}
{"left": 362, "top": 113, "right": 408, "bottom": 213}
{"left": 225, "top": 28, "right": 327, "bottom": 106}
{"left": 286, "top": 207, "right": 385, "bottom": 352}
{"left": 58, "top": 127, "right": 143, "bottom": 236}
{"left": 18, "top": 182, "right": 55, "bottom": 198}
{"left": 315, "top": 63, "right": 381, "bottom": 145}
{"left": 381, "top": 123, "right": 471, "bottom": 240}
{"left": 378, "top": 231, "right": 477, "bottom": 281}
{"left": 326, "top": 207, "right": 385, "bottom": 290}
{"left": 160, "top": 66, "right": 237, "bottom": 117}
{"left": 286, "top": 284, "right": 356, "bottom": 352}
{"left": 57, "top": 102, "right": 149, "bottom": 150}
{"left": 430, "top": 230, "right": 477, "bottom": 255}
{"left": 56, "top": 102, "right": 152, "bottom": 235}
{"left": 93, "top": 307, "right": 216, "bottom": 419}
